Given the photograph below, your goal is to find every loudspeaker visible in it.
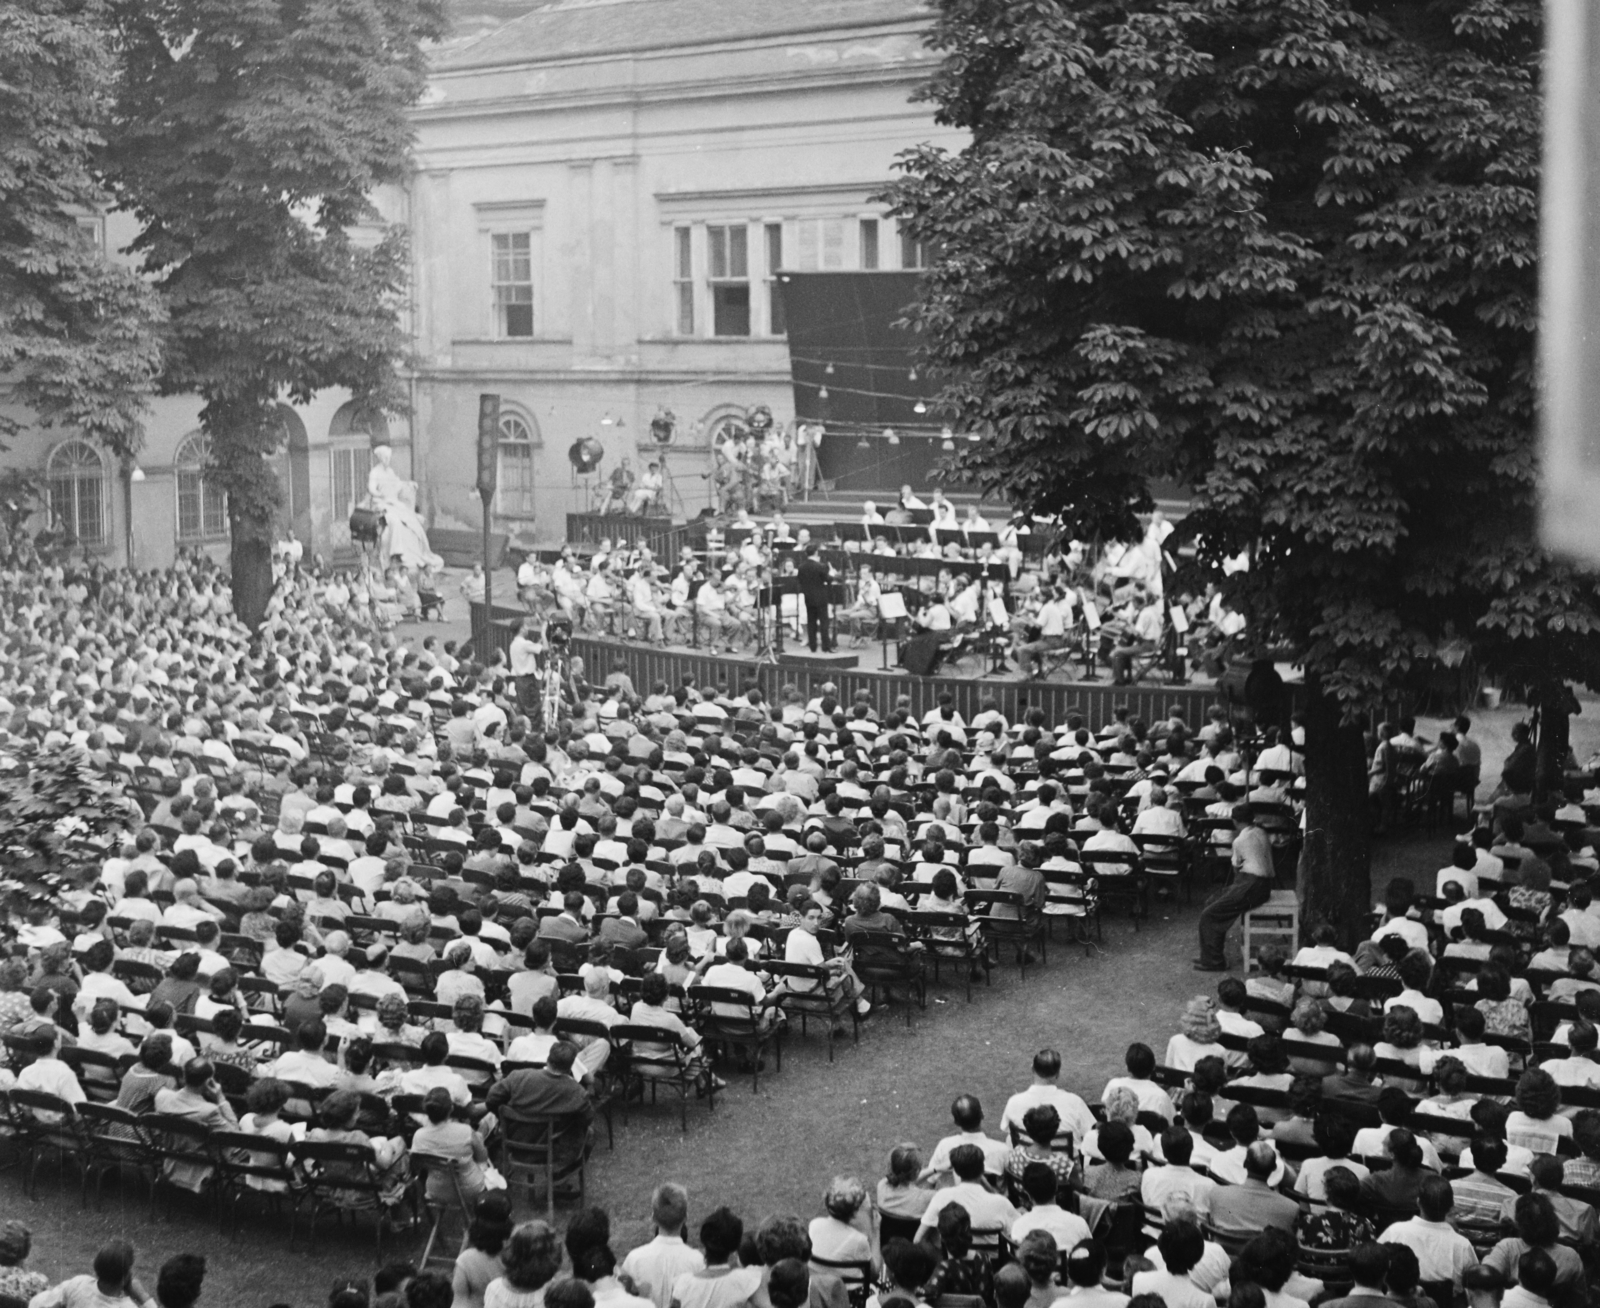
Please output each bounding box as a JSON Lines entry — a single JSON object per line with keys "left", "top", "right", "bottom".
{"left": 901, "top": 632, "right": 946, "bottom": 676}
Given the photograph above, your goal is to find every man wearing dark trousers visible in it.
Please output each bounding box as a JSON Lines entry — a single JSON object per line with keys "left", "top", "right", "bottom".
{"left": 1194, "top": 802, "right": 1275, "bottom": 971}
{"left": 797, "top": 545, "right": 833, "bottom": 652}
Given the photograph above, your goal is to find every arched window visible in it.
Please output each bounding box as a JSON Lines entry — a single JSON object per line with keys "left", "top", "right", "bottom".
{"left": 497, "top": 408, "right": 541, "bottom": 516}
{"left": 46, "top": 439, "right": 107, "bottom": 547}
{"left": 175, "top": 432, "right": 227, "bottom": 540}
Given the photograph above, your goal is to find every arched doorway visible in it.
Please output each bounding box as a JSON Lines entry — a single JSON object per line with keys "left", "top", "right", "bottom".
{"left": 277, "top": 405, "right": 311, "bottom": 545}
{"left": 327, "top": 402, "right": 391, "bottom": 548}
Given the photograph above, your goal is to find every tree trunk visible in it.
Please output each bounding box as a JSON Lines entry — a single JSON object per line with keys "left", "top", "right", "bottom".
{"left": 1297, "top": 675, "right": 1373, "bottom": 951}
{"left": 230, "top": 531, "right": 273, "bottom": 631}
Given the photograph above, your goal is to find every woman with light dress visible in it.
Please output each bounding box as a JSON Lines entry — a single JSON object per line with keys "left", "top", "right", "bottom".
{"left": 808, "top": 1176, "right": 873, "bottom": 1294}
{"left": 411, "top": 1085, "right": 491, "bottom": 1210}
{"left": 485, "top": 1220, "right": 564, "bottom": 1308}
{"left": 1164, "top": 996, "right": 1227, "bottom": 1072}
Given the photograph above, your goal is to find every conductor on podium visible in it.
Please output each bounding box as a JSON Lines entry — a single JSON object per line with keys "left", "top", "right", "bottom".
{"left": 796, "top": 544, "right": 834, "bottom": 652}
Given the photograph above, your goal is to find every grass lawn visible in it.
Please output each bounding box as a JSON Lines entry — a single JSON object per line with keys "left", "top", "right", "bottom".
{"left": 9, "top": 686, "right": 1596, "bottom": 1305}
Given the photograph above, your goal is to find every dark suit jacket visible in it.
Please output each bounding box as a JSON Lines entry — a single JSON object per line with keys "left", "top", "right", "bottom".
{"left": 796, "top": 557, "right": 829, "bottom": 602}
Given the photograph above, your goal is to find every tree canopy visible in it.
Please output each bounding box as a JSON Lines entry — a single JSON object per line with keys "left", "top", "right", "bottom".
{"left": 0, "top": 0, "right": 163, "bottom": 460}
{"left": 101, "top": 0, "right": 448, "bottom": 625}
{"left": 887, "top": 0, "right": 1591, "bottom": 938}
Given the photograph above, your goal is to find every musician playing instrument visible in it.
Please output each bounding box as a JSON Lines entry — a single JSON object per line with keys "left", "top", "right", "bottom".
{"left": 838, "top": 564, "right": 882, "bottom": 644}
{"left": 626, "top": 567, "right": 666, "bottom": 644}
{"left": 1016, "top": 585, "right": 1076, "bottom": 679}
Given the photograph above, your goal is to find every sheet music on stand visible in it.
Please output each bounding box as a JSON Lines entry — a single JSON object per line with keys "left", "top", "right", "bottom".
{"left": 1170, "top": 605, "right": 1190, "bottom": 634}
{"left": 1082, "top": 600, "right": 1102, "bottom": 631}
{"left": 878, "top": 592, "right": 909, "bottom": 620}
{"left": 987, "top": 596, "right": 1009, "bottom": 628}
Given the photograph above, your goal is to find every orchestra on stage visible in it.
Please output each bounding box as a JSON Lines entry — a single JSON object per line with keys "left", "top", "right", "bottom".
{"left": 511, "top": 498, "right": 1250, "bottom": 685}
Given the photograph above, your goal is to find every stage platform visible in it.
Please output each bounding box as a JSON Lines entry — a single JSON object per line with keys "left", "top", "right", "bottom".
{"left": 470, "top": 602, "right": 1256, "bottom": 726}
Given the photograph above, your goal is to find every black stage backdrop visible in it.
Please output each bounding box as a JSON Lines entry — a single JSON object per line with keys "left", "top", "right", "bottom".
{"left": 783, "top": 271, "right": 947, "bottom": 493}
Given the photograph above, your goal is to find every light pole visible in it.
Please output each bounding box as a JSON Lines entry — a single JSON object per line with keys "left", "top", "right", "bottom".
{"left": 123, "top": 461, "right": 145, "bottom": 568}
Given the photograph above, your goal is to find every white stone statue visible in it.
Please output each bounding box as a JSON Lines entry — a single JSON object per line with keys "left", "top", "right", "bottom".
{"left": 366, "top": 444, "right": 442, "bottom": 571}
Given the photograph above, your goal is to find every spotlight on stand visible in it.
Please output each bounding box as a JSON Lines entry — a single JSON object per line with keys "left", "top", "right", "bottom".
{"left": 568, "top": 436, "right": 605, "bottom": 474}
{"left": 747, "top": 404, "right": 774, "bottom": 434}
{"left": 650, "top": 409, "right": 677, "bottom": 446}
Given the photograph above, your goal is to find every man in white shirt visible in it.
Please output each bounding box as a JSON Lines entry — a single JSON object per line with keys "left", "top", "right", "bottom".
{"left": 1132, "top": 789, "right": 1187, "bottom": 838}
{"left": 925, "top": 1093, "right": 1022, "bottom": 1180}
{"left": 262, "top": 1021, "right": 339, "bottom": 1088}
{"left": 1378, "top": 1176, "right": 1479, "bottom": 1291}
{"left": 999, "top": 1048, "right": 1097, "bottom": 1150}
{"left": 15, "top": 1028, "right": 87, "bottom": 1111}
{"left": 916, "top": 1144, "right": 1021, "bottom": 1241}
{"left": 1142, "top": 1128, "right": 1215, "bottom": 1219}
{"left": 1012, "top": 1162, "right": 1092, "bottom": 1249}
{"left": 1017, "top": 588, "right": 1074, "bottom": 678}
{"left": 620, "top": 1183, "right": 706, "bottom": 1308}
{"left": 1102, "top": 1043, "right": 1176, "bottom": 1122}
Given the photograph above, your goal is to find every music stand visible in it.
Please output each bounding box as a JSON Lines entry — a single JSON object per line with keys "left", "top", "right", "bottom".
{"left": 757, "top": 582, "right": 791, "bottom": 658}
{"left": 877, "top": 592, "right": 909, "bottom": 670}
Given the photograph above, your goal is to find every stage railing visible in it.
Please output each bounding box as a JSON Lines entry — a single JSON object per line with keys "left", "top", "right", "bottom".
{"left": 467, "top": 604, "right": 1281, "bottom": 727}
{"left": 564, "top": 513, "right": 680, "bottom": 552}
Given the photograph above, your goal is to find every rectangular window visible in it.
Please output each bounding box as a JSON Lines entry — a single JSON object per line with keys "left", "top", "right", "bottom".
{"left": 673, "top": 226, "right": 694, "bottom": 335}
{"left": 177, "top": 472, "right": 227, "bottom": 540}
{"left": 765, "top": 223, "right": 786, "bottom": 336}
{"left": 491, "top": 232, "right": 534, "bottom": 337}
{"left": 860, "top": 219, "right": 880, "bottom": 271}
{"left": 332, "top": 446, "right": 372, "bottom": 526}
{"left": 821, "top": 219, "right": 845, "bottom": 270}
{"left": 708, "top": 223, "right": 750, "bottom": 337}
{"left": 75, "top": 217, "right": 105, "bottom": 255}
{"left": 899, "top": 228, "right": 928, "bottom": 270}
{"left": 498, "top": 443, "right": 536, "bottom": 516}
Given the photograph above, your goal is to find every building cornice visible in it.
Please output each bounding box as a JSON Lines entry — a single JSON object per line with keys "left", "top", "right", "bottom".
{"left": 430, "top": 12, "right": 931, "bottom": 75}
{"left": 411, "top": 60, "right": 932, "bottom": 124}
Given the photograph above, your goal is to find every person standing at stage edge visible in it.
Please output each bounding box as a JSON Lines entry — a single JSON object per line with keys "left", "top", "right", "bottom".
{"left": 797, "top": 544, "right": 834, "bottom": 653}
{"left": 1193, "top": 802, "right": 1276, "bottom": 972}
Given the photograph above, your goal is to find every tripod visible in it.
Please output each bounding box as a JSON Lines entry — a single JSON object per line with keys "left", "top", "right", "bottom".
{"left": 656, "top": 456, "right": 688, "bottom": 518}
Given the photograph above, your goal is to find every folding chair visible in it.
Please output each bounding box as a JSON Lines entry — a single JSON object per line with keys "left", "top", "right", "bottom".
{"left": 78, "top": 1102, "right": 158, "bottom": 1210}
{"left": 764, "top": 960, "right": 859, "bottom": 1062}
{"left": 610, "top": 1022, "right": 711, "bottom": 1130}
{"left": 842, "top": 931, "right": 927, "bottom": 1023}
{"left": 1076, "top": 850, "right": 1148, "bottom": 928}
{"left": 211, "top": 1129, "right": 301, "bottom": 1240}
{"left": 1133, "top": 833, "right": 1190, "bottom": 903}
{"left": 685, "top": 987, "right": 785, "bottom": 1090}
{"left": 137, "top": 1112, "right": 222, "bottom": 1218}
{"left": 904, "top": 909, "right": 987, "bottom": 1000}
{"left": 499, "top": 1111, "right": 590, "bottom": 1220}
{"left": 810, "top": 1255, "right": 874, "bottom": 1308}
{"left": 4, "top": 1089, "right": 92, "bottom": 1202}
{"left": 963, "top": 889, "right": 1048, "bottom": 976}
{"left": 410, "top": 1149, "right": 478, "bottom": 1271}
{"left": 293, "top": 1138, "right": 402, "bottom": 1259}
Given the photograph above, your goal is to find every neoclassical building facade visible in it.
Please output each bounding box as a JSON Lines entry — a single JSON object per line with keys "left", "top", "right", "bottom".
{"left": 4, "top": 0, "right": 961, "bottom": 566}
